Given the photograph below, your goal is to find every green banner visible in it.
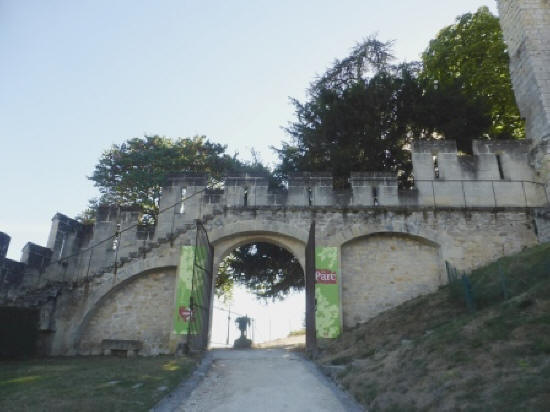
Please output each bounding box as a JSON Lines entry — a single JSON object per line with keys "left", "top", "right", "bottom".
{"left": 315, "top": 247, "right": 341, "bottom": 339}
{"left": 173, "top": 246, "right": 195, "bottom": 334}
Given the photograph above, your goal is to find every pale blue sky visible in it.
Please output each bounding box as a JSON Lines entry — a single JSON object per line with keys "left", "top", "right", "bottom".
{"left": 0, "top": 1, "right": 497, "bottom": 259}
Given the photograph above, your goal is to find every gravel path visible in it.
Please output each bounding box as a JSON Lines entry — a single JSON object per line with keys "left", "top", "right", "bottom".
{"left": 153, "top": 349, "right": 362, "bottom": 412}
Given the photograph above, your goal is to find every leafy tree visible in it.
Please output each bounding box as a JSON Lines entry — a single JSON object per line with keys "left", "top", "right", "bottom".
{"left": 421, "top": 6, "right": 524, "bottom": 149}
{"left": 276, "top": 38, "right": 423, "bottom": 187}
{"left": 220, "top": 243, "right": 304, "bottom": 300}
{"left": 89, "top": 135, "right": 271, "bottom": 221}
{"left": 278, "top": 10, "right": 524, "bottom": 178}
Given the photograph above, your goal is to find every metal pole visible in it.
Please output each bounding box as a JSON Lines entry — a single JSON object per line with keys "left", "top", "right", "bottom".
{"left": 113, "top": 224, "right": 121, "bottom": 281}
{"left": 226, "top": 306, "right": 231, "bottom": 346}
{"left": 170, "top": 202, "right": 177, "bottom": 247}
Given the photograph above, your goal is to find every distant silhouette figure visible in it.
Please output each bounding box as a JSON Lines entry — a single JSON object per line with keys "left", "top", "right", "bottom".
{"left": 234, "top": 316, "right": 252, "bottom": 349}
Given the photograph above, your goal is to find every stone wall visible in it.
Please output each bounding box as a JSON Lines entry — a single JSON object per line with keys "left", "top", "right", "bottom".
{"left": 79, "top": 269, "right": 176, "bottom": 356}
{"left": 497, "top": 0, "right": 550, "bottom": 144}
{"left": 1, "top": 137, "right": 549, "bottom": 355}
{"left": 498, "top": 0, "right": 550, "bottom": 187}
{"left": 206, "top": 207, "right": 538, "bottom": 328}
{"left": 341, "top": 234, "right": 440, "bottom": 328}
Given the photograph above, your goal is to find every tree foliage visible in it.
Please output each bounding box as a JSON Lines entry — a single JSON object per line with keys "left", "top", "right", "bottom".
{"left": 277, "top": 38, "right": 426, "bottom": 187}
{"left": 220, "top": 243, "right": 304, "bottom": 300}
{"left": 277, "top": 9, "right": 524, "bottom": 181}
{"left": 421, "top": 6, "right": 524, "bottom": 147}
{"left": 89, "top": 135, "right": 271, "bottom": 220}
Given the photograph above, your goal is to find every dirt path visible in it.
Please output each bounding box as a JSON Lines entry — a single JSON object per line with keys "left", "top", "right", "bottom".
{"left": 154, "top": 349, "right": 362, "bottom": 412}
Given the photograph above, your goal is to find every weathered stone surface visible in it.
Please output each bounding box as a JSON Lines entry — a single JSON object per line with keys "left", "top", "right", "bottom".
{"left": 342, "top": 233, "right": 441, "bottom": 328}
{"left": 498, "top": 0, "right": 550, "bottom": 145}
{"left": 79, "top": 270, "right": 176, "bottom": 356}
{"left": 498, "top": 0, "right": 550, "bottom": 191}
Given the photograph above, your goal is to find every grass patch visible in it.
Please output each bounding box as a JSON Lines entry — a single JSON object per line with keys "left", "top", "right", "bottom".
{"left": 491, "top": 374, "right": 549, "bottom": 410}
{"left": 0, "top": 355, "right": 196, "bottom": 412}
{"left": 468, "top": 243, "right": 550, "bottom": 309}
{"left": 318, "top": 242, "right": 550, "bottom": 410}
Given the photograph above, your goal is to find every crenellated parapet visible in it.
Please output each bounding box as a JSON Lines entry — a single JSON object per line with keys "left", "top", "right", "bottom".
{"left": 1, "top": 139, "right": 549, "bottom": 294}
{"left": 158, "top": 140, "right": 546, "bottom": 212}
{"left": 412, "top": 139, "right": 547, "bottom": 207}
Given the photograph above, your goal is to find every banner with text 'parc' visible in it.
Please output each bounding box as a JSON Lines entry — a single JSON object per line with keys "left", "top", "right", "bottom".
{"left": 315, "top": 246, "right": 341, "bottom": 339}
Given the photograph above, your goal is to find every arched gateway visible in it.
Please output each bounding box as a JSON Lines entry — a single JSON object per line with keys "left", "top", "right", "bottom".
{"left": 2, "top": 138, "right": 550, "bottom": 356}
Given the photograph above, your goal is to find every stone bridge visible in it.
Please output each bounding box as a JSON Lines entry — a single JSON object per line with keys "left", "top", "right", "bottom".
{"left": 2, "top": 139, "right": 550, "bottom": 356}
{"left": 2, "top": 0, "right": 550, "bottom": 356}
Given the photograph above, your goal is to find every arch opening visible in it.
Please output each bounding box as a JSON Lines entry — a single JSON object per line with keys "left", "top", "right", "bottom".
{"left": 209, "top": 239, "right": 306, "bottom": 349}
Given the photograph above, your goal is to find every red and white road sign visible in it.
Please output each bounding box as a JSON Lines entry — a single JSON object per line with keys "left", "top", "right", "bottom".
{"left": 178, "top": 306, "right": 193, "bottom": 322}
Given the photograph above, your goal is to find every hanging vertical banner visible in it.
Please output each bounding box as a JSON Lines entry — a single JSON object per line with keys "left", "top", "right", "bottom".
{"left": 173, "top": 246, "right": 195, "bottom": 334}
{"left": 315, "top": 246, "right": 341, "bottom": 338}
{"left": 191, "top": 244, "right": 208, "bottom": 335}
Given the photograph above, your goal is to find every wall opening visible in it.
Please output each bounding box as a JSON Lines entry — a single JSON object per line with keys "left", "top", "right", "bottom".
{"left": 433, "top": 154, "right": 440, "bottom": 179}
{"left": 179, "top": 187, "right": 187, "bottom": 214}
{"left": 496, "top": 154, "right": 505, "bottom": 180}
{"left": 210, "top": 241, "right": 305, "bottom": 349}
{"left": 0, "top": 307, "right": 39, "bottom": 357}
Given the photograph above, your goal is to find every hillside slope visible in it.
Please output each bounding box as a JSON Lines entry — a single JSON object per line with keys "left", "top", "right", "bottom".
{"left": 319, "top": 244, "right": 550, "bottom": 411}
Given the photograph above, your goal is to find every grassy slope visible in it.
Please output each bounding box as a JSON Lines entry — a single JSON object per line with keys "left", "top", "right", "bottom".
{"left": 319, "top": 243, "right": 550, "bottom": 411}
{"left": 0, "top": 355, "right": 196, "bottom": 412}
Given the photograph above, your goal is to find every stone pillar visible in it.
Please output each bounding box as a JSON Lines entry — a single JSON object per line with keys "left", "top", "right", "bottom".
{"left": 497, "top": 0, "right": 550, "bottom": 182}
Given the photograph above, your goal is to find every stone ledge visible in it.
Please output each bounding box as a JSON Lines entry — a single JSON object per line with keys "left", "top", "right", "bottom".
{"left": 101, "top": 339, "right": 143, "bottom": 356}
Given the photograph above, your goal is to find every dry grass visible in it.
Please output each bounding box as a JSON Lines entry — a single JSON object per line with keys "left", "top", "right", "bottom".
{"left": 318, "top": 243, "right": 550, "bottom": 411}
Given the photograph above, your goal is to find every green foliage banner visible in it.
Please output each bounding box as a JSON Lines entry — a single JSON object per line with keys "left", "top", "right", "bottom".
{"left": 173, "top": 246, "right": 196, "bottom": 334}
{"left": 315, "top": 247, "right": 341, "bottom": 338}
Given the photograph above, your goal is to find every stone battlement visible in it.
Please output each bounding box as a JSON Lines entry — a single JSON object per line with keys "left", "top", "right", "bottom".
{"left": 1, "top": 139, "right": 549, "bottom": 300}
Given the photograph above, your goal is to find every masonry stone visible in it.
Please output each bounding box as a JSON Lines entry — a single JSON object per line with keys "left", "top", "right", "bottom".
{"left": 497, "top": 0, "right": 550, "bottom": 183}
{"left": 341, "top": 234, "right": 440, "bottom": 327}
{"left": 79, "top": 270, "right": 176, "bottom": 356}
{"left": 2, "top": 151, "right": 546, "bottom": 355}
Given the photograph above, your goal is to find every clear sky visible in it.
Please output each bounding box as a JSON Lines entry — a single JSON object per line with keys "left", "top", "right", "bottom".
{"left": 210, "top": 285, "right": 305, "bottom": 346}
{"left": 0, "top": 0, "right": 498, "bottom": 259}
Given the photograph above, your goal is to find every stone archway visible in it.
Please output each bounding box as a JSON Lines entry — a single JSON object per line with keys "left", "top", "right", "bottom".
{"left": 208, "top": 231, "right": 308, "bottom": 347}
{"left": 212, "top": 232, "right": 306, "bottom": 274}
